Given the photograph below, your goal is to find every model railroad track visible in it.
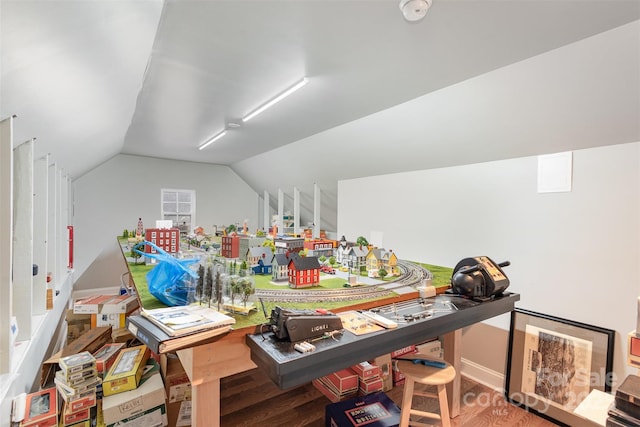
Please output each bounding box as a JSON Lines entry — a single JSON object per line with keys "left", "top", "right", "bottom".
{"left": 255, "top": 260, "right": 433, "bottom": 303}
{"left": 255, "top": 287, "right": 392, "bottom": 302}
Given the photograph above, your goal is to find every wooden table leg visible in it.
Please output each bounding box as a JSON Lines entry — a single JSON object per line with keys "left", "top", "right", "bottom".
{"left": 190, "top": 377, "right": 220, "bottom": 427}
{"left": 442, "top": 329, "right": 462, "bottom": 418}
{"left": 177, "top": 332, "right": 257, "bottom": 427}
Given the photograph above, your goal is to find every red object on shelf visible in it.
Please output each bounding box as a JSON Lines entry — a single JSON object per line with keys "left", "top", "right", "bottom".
{"left": 67, "top": 225, "right": 74, "bottom": 269}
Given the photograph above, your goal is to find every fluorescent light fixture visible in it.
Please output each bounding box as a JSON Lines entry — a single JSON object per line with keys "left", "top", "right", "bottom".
{"left": 242, "top": 77, "right": 308, "bottom": 123}
{"left": 198, "top": 130, "right": 227, "bottom": 150}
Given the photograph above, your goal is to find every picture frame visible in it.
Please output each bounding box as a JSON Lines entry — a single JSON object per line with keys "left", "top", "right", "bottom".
{"left": 505, "top": 308, "right": 615, "bottom": 426}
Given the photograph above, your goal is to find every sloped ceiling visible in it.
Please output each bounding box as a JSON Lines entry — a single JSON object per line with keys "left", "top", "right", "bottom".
{"left": 2, "top": 1, "right": 639, "bottom": 231}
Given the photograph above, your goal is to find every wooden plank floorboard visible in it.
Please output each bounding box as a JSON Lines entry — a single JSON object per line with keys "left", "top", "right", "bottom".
{"left": 219, "top": 368, "right": 559, "bottom": 427}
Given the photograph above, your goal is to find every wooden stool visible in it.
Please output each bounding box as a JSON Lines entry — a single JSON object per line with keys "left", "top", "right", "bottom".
{"left": 397, "top": 359, "right": 456, "bottom": 427}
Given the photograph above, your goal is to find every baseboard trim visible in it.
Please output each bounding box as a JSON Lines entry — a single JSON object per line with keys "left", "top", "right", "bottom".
{"left": 461, "top": 357, "right": 504, "bottom": 392}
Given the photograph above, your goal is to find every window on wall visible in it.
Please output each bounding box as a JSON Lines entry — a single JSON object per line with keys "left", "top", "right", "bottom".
{"left": 161, "top": 189, "right": 195, "bottom": 235}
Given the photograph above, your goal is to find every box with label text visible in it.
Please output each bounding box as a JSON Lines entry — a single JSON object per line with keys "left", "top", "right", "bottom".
{"left": 19, "top": 387, "right": 58, "bottom": 427}
{"left": 351, "top": 361, "right": 380, "bottom": 380}
{"left": 324, "top": 368, "right": 359, "bottom": 394}
{"left": 92, "top": 343, "right": 124, "bottom": 377}
{"left": 369, "top": 354, "right": 392, "bottom": 392}
{"left": 102, "top": 359, "right": 166, "bottom": 426}
{"left": 102, "top": 345, "right": 150, "bottom": 396}
{"left": 325, "top": 392, "right": 400, "bottom": 427}
{"left": 73, "top": 294, "right": 138, "bottom": 315}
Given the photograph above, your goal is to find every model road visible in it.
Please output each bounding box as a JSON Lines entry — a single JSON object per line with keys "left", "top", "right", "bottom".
{"left": 255, "top": 260, "right": 433, "bottom": 302}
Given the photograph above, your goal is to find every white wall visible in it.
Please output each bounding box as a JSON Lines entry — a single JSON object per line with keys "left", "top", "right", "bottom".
{"left": 72, "top": 154, "right": 259, "bottom": 289}
{"left": 338, "top": 142, "right": 640, "bottom": 387}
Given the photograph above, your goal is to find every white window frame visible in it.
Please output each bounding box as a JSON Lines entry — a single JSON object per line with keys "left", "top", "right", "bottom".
{"left": 161, "top": 188, "right": 196, "bottom": 234}
{"left": 1, "top": 116, "right": 74, "bottom": 419}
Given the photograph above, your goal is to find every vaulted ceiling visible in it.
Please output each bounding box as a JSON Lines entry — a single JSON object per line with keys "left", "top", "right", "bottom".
{"left": 2, "top": 1, "right": 639, "bottom": 231}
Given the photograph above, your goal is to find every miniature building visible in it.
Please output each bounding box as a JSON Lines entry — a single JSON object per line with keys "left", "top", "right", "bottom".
{"left": 221, "top": 234, "right": 240, "bottom": 258}
{"left": 365, "top": 248, "right": 398, "bottom": 276}
{"left": 252, "top": 258, "right": 272, "bottom": 276}
{"left": 247, "top": 246, "right": 273, "bottom": 275}
{"left": 335, "top": 244, "right": 350, "bottom": 265}
{"left": 302, "top": 228, "right": 327, "bottom": 239}
{"left": 272, "top": 252, "right": 298, "bottom": 281}
{"left": 274, "top": 237, "right": 304, "bottom": 255}
{"left": 238, "top": 236, "right": 267, "bottom": 261}
{"left": 288, "top": 256, "right": 321, "bottom": 288}
{"left": 303, "top": 239, "right": 337, "bottom": 258}
{"left": 145, "top": 228, "right": 180, "bottom": 254}
{"left": 343, "top": 245, "right": 368, "bottom": 272}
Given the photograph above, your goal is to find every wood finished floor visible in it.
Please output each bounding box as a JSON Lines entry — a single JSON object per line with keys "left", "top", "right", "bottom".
{"left": 219, "top": 367, "right": 559, "bottom": 427}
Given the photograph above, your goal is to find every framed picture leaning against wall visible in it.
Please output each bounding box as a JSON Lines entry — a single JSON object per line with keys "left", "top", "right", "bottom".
{"left": 505, "top": 308, "right": 615, "bottom": 426}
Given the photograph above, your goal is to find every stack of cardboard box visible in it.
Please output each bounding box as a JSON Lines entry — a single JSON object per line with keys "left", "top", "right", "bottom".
{"left": 312, "top": 368, "right": 360, "bottom": 403}
{"left": 351, "top": 361, "right": 383, "bottom": 396}
{"left": 54, "top": 352, "right": 100, "bottom": 427}
{"left": 102, "top": 358, "right": 168, "bottom": 427}
{"left": 390, "top": 345, "right": 417, "bottom": 386}
{"left": 161, "top": 354, "right": 192, "bottom": 427}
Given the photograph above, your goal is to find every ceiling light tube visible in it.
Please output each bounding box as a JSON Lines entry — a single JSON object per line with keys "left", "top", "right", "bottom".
{"left": 198, "top": 130, "right": 227, "bottom": 150}
{"left": 242, "top": 77, "right": 308, "bottom": 123}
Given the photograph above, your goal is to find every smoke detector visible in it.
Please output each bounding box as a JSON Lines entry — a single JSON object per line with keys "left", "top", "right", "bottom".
{"left": 399, "top": 0, "right": 432, "bottom": 22}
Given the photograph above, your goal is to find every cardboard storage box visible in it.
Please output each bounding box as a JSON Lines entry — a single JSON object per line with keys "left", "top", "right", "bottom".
{"left": 359, "top": 377, "right": 384, "bottom": 395}
{"left": 161, "top": 355, "right": 191, "bottom": 403}
{"left": 102, "top": 360, "right": 167, "bottom": 426}
{"left": 60, "top": 403, "right": 91, "bottom": 426}
{"left": 59, "top": 352, "right": 96, "bottom": 375}
{"left": 102, "top": 345, "right": 150, "bottom": 396}
{"left": 92, "top": 343, "right": 124, "bottom": 377}
{"left": 73, "top": 294, "right": 138, "bottom": 315}
{"left": 390, "top": 345, "right": 416, "bottom": 358}
{"left": 19, "top": 388, "right": 58, "bottom": 427}
{"left": 369, "top": 354, "right": 393, "bottom": 392}
{"left": 391, "top": 361, "right": 405, "bottom": 386}
{"left": 171, "top": 400, "right": 192, "bottom": 427}
{"left": 111, "top": 327, "right": 135, "bottom": 343}
{"left": 106, "top": 404, "right": 167, "bottom": 427}
{"left": 90, "top": 313, "right": 126, "bottom": 329}
{"left": 161, "top": 354, "right": 192, "bottom": 427}
{"left": 57, "top": 388, "right": 96, "bottom": 414}
{"left": 312, "top": 378, "right": 358, "bottom": 403}
{"left": 325, "top": 392, "right": 401, "bottom": 427}
{"left": 325, "top": 368, "right": 359, "bottom": 394}
{"left": 65, "top": 310, "right": 91, "bottom": 345}
{"left": 41, "top": 326, "right": 112, "bottom": 387}
{"left": 416, "top": 338, "right": 443, "bottom": 360}
{"left": 351, "top": 361, "right": 380, "bottom": 380}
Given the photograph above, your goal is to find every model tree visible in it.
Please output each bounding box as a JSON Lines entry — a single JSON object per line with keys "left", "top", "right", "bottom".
{"left": 238, "top": 277, "right": 254, "bottom": 308}
{"left": 262, "top": 239, "right": 275, "bottom": 254}
{"left": 378, "top": 268, "right": 388, "bottom": 280}
{"left": 239, "top": 260, "right": 248, "bottom": 276}
{"left": 129, "top": 248, "right": 143, "bottom": 265}
{"left": 228, "top": 276, "right": 239, "bottom": 310}
{"left": 329, "top": 256, "right": 336, "bottom": 266}
{"left": 356, "top": 236, "right": 369, "bottom": 247}
{"left": 196, "top": 264, "right": 205, "bottom": 303}
{"left": 204, "top": 265, "right": 213, "bottom": 306}
{"left": 214, "top": 267, "right": 223, "bottom": 311}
